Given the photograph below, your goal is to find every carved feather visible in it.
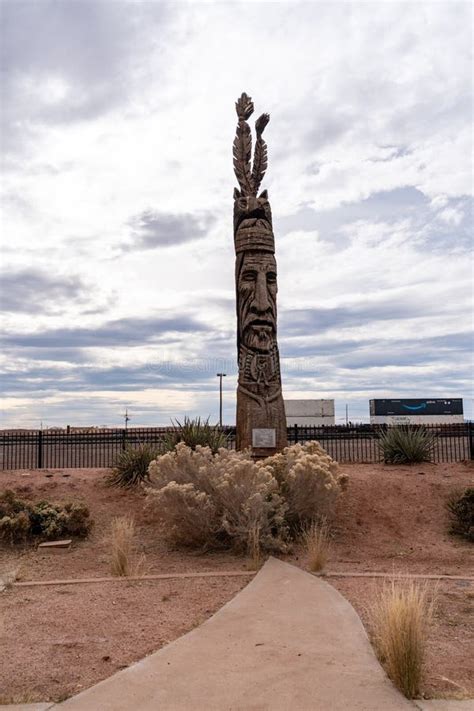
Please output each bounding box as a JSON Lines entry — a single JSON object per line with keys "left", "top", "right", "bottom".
{"left": 252, "top": 136, "right": 267, "bottom": 195}
{"left": 251, "top": 113, "right": 270, "bottom": 195}
{"left": 233, "top": 119, "right": 254, "bottom": 196}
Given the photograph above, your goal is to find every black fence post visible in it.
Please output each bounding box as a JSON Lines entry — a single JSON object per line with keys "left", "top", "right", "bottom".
{"left": 293, "top": 423, "right": 298, "bottom": 444}
{"left": 122, "top": 428, "right": 127, "bottom": 452}
{"left": 469, "top": 422, "right": 474, "bottom": 461}
{"left": 37, "top": 430, "right": 43, "bottom": 469}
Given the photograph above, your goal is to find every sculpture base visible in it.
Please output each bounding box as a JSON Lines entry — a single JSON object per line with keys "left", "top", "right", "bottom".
{"left": 236, "top": 387, "right": 287, "bottom": 454}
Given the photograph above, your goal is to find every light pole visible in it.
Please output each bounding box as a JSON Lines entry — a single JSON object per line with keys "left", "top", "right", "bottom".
{"left": 216, "top": 373, "right": 226, "bottom": 427}
{"left": 123, "top": 408, "right": 131, "bottom": 430}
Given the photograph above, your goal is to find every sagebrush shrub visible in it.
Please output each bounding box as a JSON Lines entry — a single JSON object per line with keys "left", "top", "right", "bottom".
{"left": 162, "top": 416, "right": 228, "bottom": 453}
{"left": 147, "top": 440, "right": 344, "bottom": 553}
{"left": 446, "top": 488, "right": 474, "bottom": 541}
{"left": 264, "top": 440, "right": 342, "bottom": 527}
{"left": 377, "top": 426, "right": 435, "bottom": 464}
{"left": 147, "top": 443, "right": 288, "bottom": 552}
{"left": 0, "top": 490, "right": 91, "bottom": 543}
{"left": 107, "top": 444, "right": 160, "bottom": 489}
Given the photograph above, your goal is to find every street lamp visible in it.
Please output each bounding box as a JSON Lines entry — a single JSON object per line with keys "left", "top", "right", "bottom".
{"left": 216, "top": 373, "right": 226, "bottom": 427}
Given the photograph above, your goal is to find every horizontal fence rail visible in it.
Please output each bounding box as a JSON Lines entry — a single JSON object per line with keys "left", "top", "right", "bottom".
{"left": 0, "top": 423, "right": 472, "bottom": 470}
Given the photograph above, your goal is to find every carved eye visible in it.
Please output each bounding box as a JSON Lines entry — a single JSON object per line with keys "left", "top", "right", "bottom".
{"left": 242, "top": 270, "right": 257, "bottom": 282}
{"left": 267, "top": 272, "right": 277, "bottom": 284}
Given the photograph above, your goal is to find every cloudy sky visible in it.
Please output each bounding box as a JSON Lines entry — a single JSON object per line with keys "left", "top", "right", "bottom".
{"left": 1, "top": 0, "right": 472, "bottom": 428}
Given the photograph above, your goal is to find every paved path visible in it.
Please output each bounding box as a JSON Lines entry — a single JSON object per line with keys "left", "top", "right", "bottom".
{"left": 4, "top": 559, "right": 472, "bottom": 711}
{"left": 54, "top": 558, "right": 413, "bottom": 710}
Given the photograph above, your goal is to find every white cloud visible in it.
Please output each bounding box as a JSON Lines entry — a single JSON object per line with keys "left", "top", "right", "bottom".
{"left": 1, "top": 1, "right": 472, "bottom": 426}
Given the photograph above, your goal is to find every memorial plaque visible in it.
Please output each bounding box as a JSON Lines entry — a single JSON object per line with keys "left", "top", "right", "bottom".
{"left": 252, "top": 428, "right": 276, "bottom": 448}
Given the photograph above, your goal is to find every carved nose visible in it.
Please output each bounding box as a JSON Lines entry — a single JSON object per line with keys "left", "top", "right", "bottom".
{"left": 254, "top": 271, "right": 270, "bottom": 312}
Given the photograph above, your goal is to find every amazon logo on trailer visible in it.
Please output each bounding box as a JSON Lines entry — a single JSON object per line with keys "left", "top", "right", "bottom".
{"left": 369, "top": 398, "right": 464, "bottom": 424}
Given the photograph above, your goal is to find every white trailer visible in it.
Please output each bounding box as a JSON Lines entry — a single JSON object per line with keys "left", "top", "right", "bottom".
{"left": 369, "top": 398, "right": 464, "bottom": 425}
{"left": 285, "top": 399, "right": 335, "bottom": 427}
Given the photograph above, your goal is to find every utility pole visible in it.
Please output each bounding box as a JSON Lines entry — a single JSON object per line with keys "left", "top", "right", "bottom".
{"left": 345, "top": 404, "right": 348, "bottom": 426}
{"left": 123, "top": 408, "right": 131, "bottom": 430}
{"left": 216, "top": 373, "right": 226, "bottom": 427}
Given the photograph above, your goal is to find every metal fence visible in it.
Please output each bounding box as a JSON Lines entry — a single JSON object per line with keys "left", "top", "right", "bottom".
{"left": 0, "top": 423, "right": 472, "bottom": 470}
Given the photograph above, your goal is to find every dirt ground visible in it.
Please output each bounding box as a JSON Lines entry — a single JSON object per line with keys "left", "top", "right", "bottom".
{"left": 0, "top": 461, "right": 472, "bottom": 703}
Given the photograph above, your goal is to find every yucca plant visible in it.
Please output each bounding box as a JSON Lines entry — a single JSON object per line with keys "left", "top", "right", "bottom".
{"left": 107, "top": 444, "right": 160, "bottom": 489}
{"left": 162, "top": 416, "right": 228, "bottom": 453}
{"left": 377, "top": 425, "right": 435, "bottom": 464}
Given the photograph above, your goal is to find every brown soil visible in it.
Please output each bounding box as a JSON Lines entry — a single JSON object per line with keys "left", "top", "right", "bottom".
{"left": 0, "top": 462, "right": 472, "bottom": 703}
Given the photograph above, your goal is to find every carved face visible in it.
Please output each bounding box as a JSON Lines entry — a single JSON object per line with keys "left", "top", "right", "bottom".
{"left": 238, "top": 251, "right": 277, "bottom": 352}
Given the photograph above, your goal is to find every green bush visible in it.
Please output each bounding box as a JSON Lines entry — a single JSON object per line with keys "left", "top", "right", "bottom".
{"left": 377, "top": 425, "right": 435, "bottom": 464}
{"left": 0, "top": 490, "right": 92, "bottom": 543}
{"left": 107, "top": 444, "right": 160, "bottom": 489}
{"left": 446, "top": 488, "right": 474, "bottom": 541}
{"left": 162, "top": 416, "right": 228, "bottom": 453}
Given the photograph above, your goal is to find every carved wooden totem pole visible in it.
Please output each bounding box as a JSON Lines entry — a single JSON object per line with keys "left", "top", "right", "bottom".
{"left": 233, "top": 92, "right": 287, "bottom": 455}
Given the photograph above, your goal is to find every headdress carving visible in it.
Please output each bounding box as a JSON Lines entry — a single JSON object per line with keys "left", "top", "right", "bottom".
{"left": 233, "top": 93, "right": 274, "bottom": 254}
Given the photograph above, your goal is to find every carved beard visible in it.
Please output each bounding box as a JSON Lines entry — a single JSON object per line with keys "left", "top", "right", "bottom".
{"left": 243, "top": 323, "right": 275, "bottom": 351}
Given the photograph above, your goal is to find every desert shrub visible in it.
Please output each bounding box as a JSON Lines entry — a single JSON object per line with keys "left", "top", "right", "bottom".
{"left": 107, "top": 444, "right": 160, "bottom": 489}
{"left": 300, "top": 518, "right": 331, "bottom": 572}
{"left": 147, "top": 444, "right": 288, "bottom": 553}
{"left": 264, "top": 441, "right": 343, "bottom": 527}
{"left": 369, "top": 578, "right": 436, "bottom": 698}
{"left": 446, "top": 488, "right": 474, "bottom": 541}
{"left": 109, "top": 516, "right": 144, "bottom": 576}
{"left": 377, "top": 425, "right": 435, "bottom": 464}
{"left": 146, "top": 440, "right": 344, "bottom": 553}
{"left": 0, "top": 489, "right": 91, "bottom": 543}
{"left": 162, "top": 416, "right": 228, "bottom": 453}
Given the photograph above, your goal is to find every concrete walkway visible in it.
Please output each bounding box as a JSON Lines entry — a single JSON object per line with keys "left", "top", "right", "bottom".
{"left": 52, "top": 557, "right": 414, "bottom": 710}
{"left": 4, "top": 559, "right": 472, "bottom": 711}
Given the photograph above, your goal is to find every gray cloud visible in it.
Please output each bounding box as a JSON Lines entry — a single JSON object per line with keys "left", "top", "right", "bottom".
{"left": 124, "top": 211, "right": 216, "bottom": 250}
{"left": 2, "top": 314, "right": 210, "bottom": 349}
{"left": 1, "top": 361, "right": 226, "bottom": 396}
{"left": 278, "top": 295, "right": 456, "bottom": 337}
{"left": 1, "top": 1, "right": 170, "bottom": 154}
{"left": 277, "top": 189, "right": 472, "bottom": 253}
{"left": 0, "top": 268, "right": 88, "bottom": 313}
{"left": 277, "top": 187, "right": 427, "bottom": 236}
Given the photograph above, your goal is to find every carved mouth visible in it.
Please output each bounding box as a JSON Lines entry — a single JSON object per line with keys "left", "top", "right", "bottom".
{"left": 247, "top": 319, "right": 273, "bottom": 329}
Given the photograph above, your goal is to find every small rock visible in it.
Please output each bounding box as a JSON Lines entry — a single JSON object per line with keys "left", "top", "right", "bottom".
{"left": 38, "top": 539, "right": 72, "bottom": 551}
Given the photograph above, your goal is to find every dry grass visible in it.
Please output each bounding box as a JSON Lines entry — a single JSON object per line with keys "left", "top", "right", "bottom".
{"left": 0, "top": 691, "right": 45, "bottom": 704}
{"left": 301, "top": 519, "right": 330, "bottom": 572}
{"left": 247, "top": 522, "right": 263, "bottom": 570}
{"left": 369, "top": 577, "right": 436, "bottom": 698}
{"left": 109, "top": 516, "right": 144, "bottom": 577}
